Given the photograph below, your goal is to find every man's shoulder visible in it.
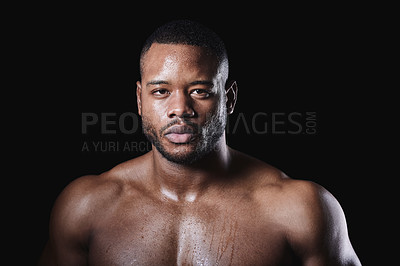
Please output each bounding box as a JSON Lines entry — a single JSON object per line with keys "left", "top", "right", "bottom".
{"left": 52, "top": 153, "right": 152, "bottom": 221}
{"left": 241, "top": 157, "right": 360, "bottom": 264}
{"left": 233, "top": 150, "right": 325, "bottom": 204}
{"left": 251, "top": 170, "right": 345, "bottom": 243}
{"left": 250, "top": 166, "right": 330, "bottom": 218}
{"left": 50, "top": 174, "right": 120, "bottom": 226}
{"left": 252, "top": 171, "right": 326, "bottom": 215}
{"left": 235, "top": 151, "right": 333, "bottom": 227}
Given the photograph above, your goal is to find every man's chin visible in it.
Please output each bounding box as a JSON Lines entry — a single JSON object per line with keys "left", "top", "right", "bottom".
{"left": 160, "top": 150, "right": 201, "bottom": 165}
{"left": 155, "top": 142, "right": 205, "bottom": 165}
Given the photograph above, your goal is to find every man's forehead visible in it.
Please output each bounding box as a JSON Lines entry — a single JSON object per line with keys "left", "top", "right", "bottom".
{"left": 141, "top": 43, "right": 220, "bottom": 80}
{"left": 143, "top": 43, "right": 217, "bottom": 64}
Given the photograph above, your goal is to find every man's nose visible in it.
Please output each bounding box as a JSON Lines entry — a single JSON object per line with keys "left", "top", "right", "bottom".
{"left": 167, "top": 91, "right": 195, "bottom": 118}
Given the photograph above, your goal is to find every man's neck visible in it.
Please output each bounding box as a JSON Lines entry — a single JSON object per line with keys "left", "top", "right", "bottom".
{"left": 149, "top": 139, "right": 232, "bottom": 203}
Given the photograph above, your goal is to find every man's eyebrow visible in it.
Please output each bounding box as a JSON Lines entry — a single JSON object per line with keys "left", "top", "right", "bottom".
{"left": 146, "top": 80, "right": 170, "bottom": 86}
{"left": 189, "top": 80, "right": 214, "bottom": 87}
{"left": 146, "top": 80, "right": 214, "bottom": 87}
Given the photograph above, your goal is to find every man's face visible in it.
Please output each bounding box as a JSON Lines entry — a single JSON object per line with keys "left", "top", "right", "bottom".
{"left": 137, "top": 43, "right": 228, "bottom": 164}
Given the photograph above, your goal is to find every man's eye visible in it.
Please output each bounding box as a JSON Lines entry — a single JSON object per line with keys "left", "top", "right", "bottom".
{"left": 191, "top": 89, "right": 211, "bottom": 97}
{"left": 153, "top": 89, "right": 170, "bottom": 95}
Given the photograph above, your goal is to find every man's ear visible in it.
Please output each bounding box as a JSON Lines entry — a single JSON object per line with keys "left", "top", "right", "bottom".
{"left": 225, "top": 80, "right": 238, "bottom": 115}
{"left": 136, "top": 81, "right": 142, "bottom": 116}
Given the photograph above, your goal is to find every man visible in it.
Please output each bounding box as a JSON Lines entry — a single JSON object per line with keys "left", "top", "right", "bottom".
{"left": 39, "top": 20, "right": 361, "bottom": 265}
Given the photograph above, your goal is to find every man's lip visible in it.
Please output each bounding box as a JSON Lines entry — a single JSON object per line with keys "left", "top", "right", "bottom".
{"left": 163, "top": 125, "right": 197, "bottom": 144}
{"left": 164, "top": 125, "right": 196, "bottom": 135}
{"left": 165, "top": 133, "right": 194, "bottom": 144}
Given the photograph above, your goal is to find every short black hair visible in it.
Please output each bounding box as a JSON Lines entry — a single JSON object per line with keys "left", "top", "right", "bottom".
{"left": 140, "top": 20, "right": 228, "bottom": 75}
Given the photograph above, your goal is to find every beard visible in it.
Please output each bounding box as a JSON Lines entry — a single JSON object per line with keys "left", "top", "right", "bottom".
{"left": 142, "top": 106, "right": 227, "bottom": 165}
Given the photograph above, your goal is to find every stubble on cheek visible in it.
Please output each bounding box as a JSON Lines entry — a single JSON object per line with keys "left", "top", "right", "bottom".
{"left": 141, "top": 115, "right": 158, "bottom": 145}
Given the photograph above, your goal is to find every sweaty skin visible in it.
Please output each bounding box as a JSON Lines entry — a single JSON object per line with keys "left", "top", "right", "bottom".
{"left": 39, "top": 44, "right": 361, "bottom": 266}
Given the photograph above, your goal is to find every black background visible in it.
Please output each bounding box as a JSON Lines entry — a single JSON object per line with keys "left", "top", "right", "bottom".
{"left": 16, "top": 4, "right": 387, "bottom": 265}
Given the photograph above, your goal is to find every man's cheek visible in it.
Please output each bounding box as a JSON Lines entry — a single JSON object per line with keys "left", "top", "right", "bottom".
{"left": 150, "top": 100, "right": 168, "bottom": 115}
{"left": 142, "top": 103, "right": 162, "bottom": 123}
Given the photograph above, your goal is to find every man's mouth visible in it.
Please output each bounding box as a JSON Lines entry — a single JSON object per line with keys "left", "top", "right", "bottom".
{"left": 163, "top": 125, "right": 197, "bottom": 144}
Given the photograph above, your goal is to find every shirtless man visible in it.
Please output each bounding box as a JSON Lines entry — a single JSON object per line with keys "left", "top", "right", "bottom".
{"left": 39, "top": 20, "right": 361, "bottom": 265}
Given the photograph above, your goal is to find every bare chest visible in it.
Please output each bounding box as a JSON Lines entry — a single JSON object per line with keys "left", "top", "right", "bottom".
{"left": 88, "top": 201, "right": 296, "bottom": 265}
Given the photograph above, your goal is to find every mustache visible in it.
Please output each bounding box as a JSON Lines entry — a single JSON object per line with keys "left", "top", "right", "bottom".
{"left": 160, "top": 119, "right": 199, "bottom": 136}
